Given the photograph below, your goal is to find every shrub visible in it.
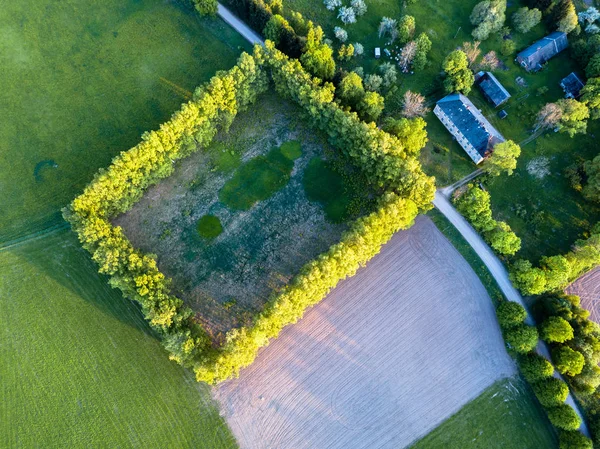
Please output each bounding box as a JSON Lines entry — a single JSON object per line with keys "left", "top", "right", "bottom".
{"left": 397, "top": 15, "right": 416, "bottom": 44}
{"left": 553, "top": 346, "right": 585, "bottom": 377}
{"left": 532, "top": 377, "right": 570, "bottom": 407}
{"left": 540, "top": 316, "right": 574, "bottom": 343}
{"left": 497, "top": 301, "right": 527, "bottom": 329}
{"left": 519, "top": 353, "right": 555, "bottom": 383}
{"left": 354, "top": 42, "right": 364, "bottom": 56}
{"left": 263, "top": 14, "right": 292, "bottom": 45}
{"left": 193, "top": 0, "right": 218, "bottom": 15}
{"left": 504, "top": 324, "right": 539, "bottom": 353}
{"left": 334, "top": 26, "right": 348, "bottom": 42}
{"left": 351, "top": 0, "right": 367, "bottom": 16}
{"left": 500, "top": 39, "right": 516, "bottom": 55}
{"left": 559, "top": 430, "right": 593, "bottom": 449}
{"left": 547, "top": 404, "right": 582, "bottom": 431}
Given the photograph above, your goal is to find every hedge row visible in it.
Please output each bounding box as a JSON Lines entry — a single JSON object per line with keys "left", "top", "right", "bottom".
{"left": 510, "top": 224, "right": 600, "bottom": 296}
{"left": 66, "top": 46, "right": 432, "bottom": 384}
{"left": 496, "top": 301, "right": 591, "bottom": 444}
{"left": 453, "top": 184, "right": 521, "bottom": 256}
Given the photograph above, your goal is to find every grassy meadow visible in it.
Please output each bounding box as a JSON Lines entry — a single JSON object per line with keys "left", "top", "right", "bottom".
{"left": 0, "top": 0, "right": 249, "bottom": 243}
{"left": 411, "top": 376, "right": 558, "bottom": 449}
{"left": 0, "top": 231, "right": 236, "bottom": 448}
{"left": 0, "top": 0, "right": 251, "bottom": 445}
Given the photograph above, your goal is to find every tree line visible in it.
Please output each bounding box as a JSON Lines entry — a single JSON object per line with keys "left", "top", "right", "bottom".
{"left": 510, "top": 225, "right": 600, "bottom": 296}
{"left": 496, "top": 300, "right": 593, "bottom": 448}
{"left": 454, "top": 184, "right": 521, "bottom": 256}
{"left": 66, "top": 45, "right": 435, "bottom": 384}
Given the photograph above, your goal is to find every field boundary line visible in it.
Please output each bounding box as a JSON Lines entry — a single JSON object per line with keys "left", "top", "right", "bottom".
{"left": 0, "top": 222, "right": 69, "bottom": 252}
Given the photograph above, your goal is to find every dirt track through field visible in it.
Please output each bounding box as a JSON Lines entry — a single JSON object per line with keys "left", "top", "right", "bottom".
{"left": 214, "top": 216, "right": 515, "bottom": 449}
{"left": 566, "top": 267, "right": 600, "bottom": 323}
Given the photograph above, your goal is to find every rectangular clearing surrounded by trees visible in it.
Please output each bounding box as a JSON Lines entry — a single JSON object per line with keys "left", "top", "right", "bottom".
{"left": 65, "top": 43, "right": 435, "bottom": 383}
{"left": 214, "top": 216, "right": 518, "bottom": 449}
{"left": 114, "top": 91, "right": 365, "bottom": 337}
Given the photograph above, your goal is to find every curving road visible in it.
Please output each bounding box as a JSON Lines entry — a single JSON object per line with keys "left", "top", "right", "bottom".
{"left": 217, "top": 4, "right": 264, "bottom": 45}
{"left": 434, "top": 188, "right": 590, "bottom": 437}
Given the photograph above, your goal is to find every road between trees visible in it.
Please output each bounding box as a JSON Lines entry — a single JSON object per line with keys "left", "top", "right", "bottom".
{"left": 433, "top": 188, "right": 590, "bottom": 437}
{"left": 217, "top": 4, "right": 264, "bottom": 45}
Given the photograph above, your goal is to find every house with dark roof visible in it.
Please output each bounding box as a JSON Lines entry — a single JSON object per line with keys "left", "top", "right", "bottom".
{"left": 561, "top": 72, "right": 585, "bottom": 99}
{"left": 516, "top": 31, "right": 568, "bottom": 72}
{"left": 434, "top": 94, "right": 505, "bottom": 164}
{"left": 475, "top": 71, "right": 511, "bottom": 107}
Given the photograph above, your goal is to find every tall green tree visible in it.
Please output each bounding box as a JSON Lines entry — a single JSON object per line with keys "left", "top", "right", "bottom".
{"left": 580, "top": 77, "right": 600, "bottom": 120}
{"left": 557, "top": 99, "right": 590, "bottom": 137}
{"left": 540, "top": 316, "right": 574, "bottom": 343}
{"left": 512, "top": 7, "right": 542, "bottom": 33}
{"left": 484, "top": 140, "right": 521, "bottom": 176}
{"left": 553, "top": 346, "right": 585, "bottom": 376}
{"left": 582, "top": 154, "right": 600, "bottom": 203}
{"left": 193, "top": 0, "right": 217, "bottom": 15}
{"left": 442, "top": 50, "right": 474, "bottom": 94}
{"left": 470, "top": 0, "right": 507, "bottom": 40}
{"left": 300, "top": 25, "right": 336, "bottom": 80}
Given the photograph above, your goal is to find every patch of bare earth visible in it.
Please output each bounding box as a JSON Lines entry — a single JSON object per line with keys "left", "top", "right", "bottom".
{"left": 213, "top": 216, "right": 516, "bottom": 449}
{"left": 566, "top": 267, "right": 600, "bottom": 323}
{"left": 114, "top": 93, "right": 348, "bottom": 338}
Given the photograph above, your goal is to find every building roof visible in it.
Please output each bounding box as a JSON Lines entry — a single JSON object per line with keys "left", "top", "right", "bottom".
{"left": 435, "top": 94, "right": 505, "bottom": 162}
{"left": 475, "top": 71, "right": 511, "bottom": 107}
{"left": 561, "top": 72, "right": 585, "bottom": 99}
{"left": 516, "top": 31, "right": 568, "bottom": 72}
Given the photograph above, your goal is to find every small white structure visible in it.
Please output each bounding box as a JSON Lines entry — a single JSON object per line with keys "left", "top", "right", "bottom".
{"left": 375, "top": 47, "right": 381, "bottom": 59}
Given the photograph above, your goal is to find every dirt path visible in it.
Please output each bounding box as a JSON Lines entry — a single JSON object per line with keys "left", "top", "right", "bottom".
{"left": 214, "top": 216, "right": 516, "bottom": 449}
{"left": 217, "top": 4, "right": 264, "bottom": 45}
{"left": 433, "top": 190, "right": 590, "bottom": 437}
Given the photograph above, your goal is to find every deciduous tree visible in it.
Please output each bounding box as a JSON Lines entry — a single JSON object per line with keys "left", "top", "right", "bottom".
{"left": 484, "top": 140, "right": 521, "bottom": 176}
{"left": 540, "top": 316, "right": 574, "bottom": 343}
{"left": 512, "top": 7, "right": 542, "bottom": 33}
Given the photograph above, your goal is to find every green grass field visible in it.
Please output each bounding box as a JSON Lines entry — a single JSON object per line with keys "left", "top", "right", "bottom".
{"left": 411, "top": 376, "right": 558, "bottom": 449}
{"left": 0, "top": 0, "right": 249, "bottom": 243}
{"left": 0, "top": 0, "right": 250, "bottom": 445}
{"left": 0, "top": 231, "right": 236, "bottom": 448}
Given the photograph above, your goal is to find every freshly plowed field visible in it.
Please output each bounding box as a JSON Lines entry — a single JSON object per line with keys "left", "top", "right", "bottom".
{"left": 566, "top": 267, "right": 600, "bottom": 324}
{"left": 214, "top": 216, "right": 515, "bottom": 449}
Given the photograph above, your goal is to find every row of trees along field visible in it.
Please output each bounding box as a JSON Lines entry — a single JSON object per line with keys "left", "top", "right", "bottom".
{"left": 65, "top": 44, "right": 435, "bottom": 384}
{"left": 496, "top": 301, "right": 594, "bottom": 448}
{"left": 454, "top": 184, "right": 521, "bottom": 257}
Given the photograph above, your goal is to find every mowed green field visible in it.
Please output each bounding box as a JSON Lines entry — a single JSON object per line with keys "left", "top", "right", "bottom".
{"left": 0, "top": 0, "right": 248, "bottom": 446}
{"left": 411, "top": 377, "right": 558, "bottom": 449}
{"left": 0, "top": 0, "right": 249, "bottom": 243}
{"left": 0, "top": 231, "right": 236, "bottom": 448}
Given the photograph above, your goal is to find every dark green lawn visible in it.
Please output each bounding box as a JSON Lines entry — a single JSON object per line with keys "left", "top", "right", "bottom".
{"left": 411, "top": 377, "right": 558, "bottom": 449}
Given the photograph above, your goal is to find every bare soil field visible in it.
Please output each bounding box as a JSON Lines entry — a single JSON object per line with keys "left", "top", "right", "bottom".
{"left": 566, "top": 267, "right": 600, "bottom": 324}
{"left": 213, "top": 216, "right": 516, "bottom": 449}
{"left": 114, "top": 93, "right": 363, "bottom": 337}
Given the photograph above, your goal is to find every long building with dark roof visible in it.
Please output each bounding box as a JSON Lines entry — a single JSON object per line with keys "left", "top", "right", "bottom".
{"left": 516, "top": 31, "right": 568, "bottom": 72}
{"left": 475, "top": 71, "right": 511, "bottom": 107}
{"left": 433, "top": 94, "right": 505, "bottom": 164}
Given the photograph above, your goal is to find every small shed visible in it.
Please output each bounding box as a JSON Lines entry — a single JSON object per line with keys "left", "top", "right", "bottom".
{"left": 375, "top": 47, "right": 381, "bottom": 59}
{"left": 560, "top": 72, "right": 585, "bottom": 99}
{"left": 475, "top": 71, "right": 511, "bottom": 108}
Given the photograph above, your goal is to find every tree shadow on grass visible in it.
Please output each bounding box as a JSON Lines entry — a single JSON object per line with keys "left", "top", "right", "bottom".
{"left": 9, "top": 225, "right": 157, "bottom": 339}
